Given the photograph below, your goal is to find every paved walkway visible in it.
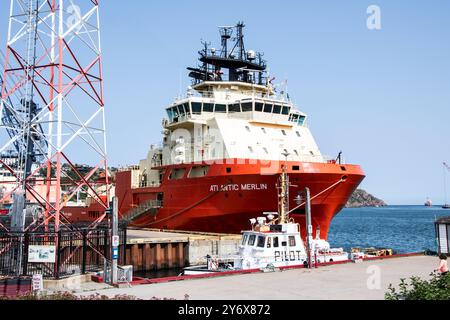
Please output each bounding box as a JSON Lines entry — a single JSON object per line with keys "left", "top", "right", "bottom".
{"left": 80, "top": 256, "right": 437, "bottom": 300}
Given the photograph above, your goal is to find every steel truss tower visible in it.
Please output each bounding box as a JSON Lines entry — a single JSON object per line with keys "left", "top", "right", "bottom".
{"left": 0, "top": 0, "right": 108, "bottom": 232}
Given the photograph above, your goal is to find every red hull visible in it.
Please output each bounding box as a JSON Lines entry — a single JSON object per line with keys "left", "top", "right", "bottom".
{"left": 64, "top": 159, "right": 364, "bottom": 239}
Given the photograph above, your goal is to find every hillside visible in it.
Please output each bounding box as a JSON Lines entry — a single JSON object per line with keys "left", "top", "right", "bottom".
{"left": 346, "top": 189, "right": 387, "bottom": 208}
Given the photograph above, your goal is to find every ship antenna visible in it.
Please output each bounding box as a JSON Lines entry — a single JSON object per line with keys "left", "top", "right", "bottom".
{"left": 279, "top": 152, "right": 290, "bottom": 224}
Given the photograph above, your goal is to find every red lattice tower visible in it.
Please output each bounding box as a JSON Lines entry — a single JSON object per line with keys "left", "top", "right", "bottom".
{"left": 0, "top": 0, "right": 108, "bottom": 232}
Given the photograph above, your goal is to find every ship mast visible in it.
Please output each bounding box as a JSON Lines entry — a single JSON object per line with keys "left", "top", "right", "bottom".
{"left": 278, "top": 153, "right": 290, "bottom": 224}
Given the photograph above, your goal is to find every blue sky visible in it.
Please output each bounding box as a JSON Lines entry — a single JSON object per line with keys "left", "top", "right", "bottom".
{"left": 1, "top": 1, "right": 450, "bottom": 205}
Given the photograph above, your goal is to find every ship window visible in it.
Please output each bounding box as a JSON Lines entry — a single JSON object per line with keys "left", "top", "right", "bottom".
{"left": 289, "top": 236, "right": 296, "bottom": 247}
{"left": 229, "top": 103, "right": 241, "bottom": 113}
{"left": 242, "top": 234, "right": 248, "bottom": 245}
{"left": 296, "top": 131, "right": 301, "bottom": 137}
{"left": 226, "top": 167, "right": 232, "bottom": 173}
{"left": 241, "top": 102, "right": 253, "bottom": 112}
{"left": 203, "top": 103, "right": 214, "bottom": 112}
{"left": 273, "top": 237, "right": 279, "bottom": 248}
{"left": 292, "top": 165, "right": 300, "bottom": 171}
{"left": 257, "top": 236, "right": 265, "bottom": 248}
{"left": 255, "top": 102, "right": 264, "bottom": 112}
{"left": 191, "top": 102, "right": 202, "bottom": 114}
{"left": 282, "top": 106, "right": 290, "bottom": 115}
{"left": 177, "top": 104, "right": 185, "bottom": 116}
{"left": 263, "top": 104, "right": 273, "bottom": 113}
{"left": 281, "top": 241, "right": 287, "bottom": 247}
{"left": 273, "top": 105, "right": 282, "bottom": 114}
{"left": 166, "top": 108, "right": 175, "bottom": 122}
{"left": 184, "top": 103, "right": 190, "bottom": 115}
{"left": 281, "top": 130, "right": 286, "bottom": 136}
{"left": 291, "top": 114, "right": 299, "bottom": 123}
{"left": 267, "top": 237, "right": 272, "bottom": 248}
{"left": 215, "top": 104, "right": 227, "bottom": 113}
{"left": 298, "top": 115, "right": 306, "bottom": 126}
{"left": 169, "top": 168, "right": 186, "bottom": 180}
{"left": 245, "top": 126, "right": 251, "bottom": 132}
{"left": 188, "top": 166, "right": 210, "bottom": 178}
{"left": 248, "top": 235, "right": 256, "bottom": 246}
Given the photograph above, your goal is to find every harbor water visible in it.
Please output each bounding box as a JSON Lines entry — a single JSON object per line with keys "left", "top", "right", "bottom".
{"left": 328, "top": 205, "right": 447, "bottom": 254}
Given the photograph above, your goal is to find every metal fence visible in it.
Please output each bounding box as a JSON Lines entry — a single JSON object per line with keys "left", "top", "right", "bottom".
{"left": 0, "top": 225, "right": 127, "bottom": 279}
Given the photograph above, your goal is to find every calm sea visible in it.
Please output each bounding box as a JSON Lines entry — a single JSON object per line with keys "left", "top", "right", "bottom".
{"left": 328, "top": 205, "right": 449, "bottom": 253}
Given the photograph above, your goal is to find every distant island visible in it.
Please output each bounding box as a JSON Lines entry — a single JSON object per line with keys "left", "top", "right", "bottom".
{"left": 346, "top": 189, "right": 387, "bottom": 208}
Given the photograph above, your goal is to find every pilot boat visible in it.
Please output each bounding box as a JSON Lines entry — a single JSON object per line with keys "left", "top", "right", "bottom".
{"left": 182, "top": 163, "right": 349, "bottom": 275}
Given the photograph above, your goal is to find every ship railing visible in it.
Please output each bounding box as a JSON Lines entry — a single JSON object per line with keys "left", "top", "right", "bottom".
{"left": 123, "top": 200, "right": 163, "bottom": 222}
{"left": 138, "top": 181, "right": 161, "bottom": 188}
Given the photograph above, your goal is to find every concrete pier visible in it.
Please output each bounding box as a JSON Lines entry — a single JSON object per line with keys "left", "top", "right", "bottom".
{"left": 125, "top": 228, "right": 241, "bottom": 271}
{"left": 83, "top": 255, "right": 437, "bottom": 300}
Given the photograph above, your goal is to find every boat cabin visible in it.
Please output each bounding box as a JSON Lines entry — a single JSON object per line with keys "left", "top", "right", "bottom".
{"left": 234, "top": 220, "right": 308, "bottom": 269}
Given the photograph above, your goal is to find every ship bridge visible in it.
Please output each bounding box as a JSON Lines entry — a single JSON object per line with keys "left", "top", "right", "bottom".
{"left": 138, "top": 21, "right": 328, "bottom": 179}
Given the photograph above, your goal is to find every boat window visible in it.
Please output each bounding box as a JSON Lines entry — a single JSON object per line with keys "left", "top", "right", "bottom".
{"left": 298, "top": 115, "right": 306, "bottom": 126}
{"left": 273, "top": 105, "right": 282, "bottom": 114}
{"left": 263, "top": 104, "right": 273, "bottom": 113}
{"left": 267, "top": 237, "right": 272, "bottom": 248}
{"left": 257, "top": 236, "right": 265, "bottom": 248}
{"left": 169, "top": 168, "right": 186, "bottom": 180}
{"left": 215, "top": 104, "right": 227, "bottom": 113}
{"left": 188, "top": 166, "right": 210, "bottom": 178}
{"left": 255, "top": 102, "right": 263, "bottom": 112}
{"left": 273, "top": 237, "right": 279, "bottom": 248}
{"left": 229, "top": 103, "right": 241, "bottom": 113}
{"left": 183, "top": 103, "right": 190, "bottom": 115}
{"left": 242, "top": 234, "right": 248, "bottom": 245}
{"left": 241, "top": 102, "right": 253, "bottom": 112}
{"left": 166, "top": 108, "right": 175, "bottom": 122}
{"left": 291, "top": 114, "right": 299, "bottom": 123}
{"left": 177, "top": 104, "right": 185, "bottom": 116}
{"left": 191, "top": 102, "right": 202, "bottom": 114}
{"left": 282, "top": 106, "right": 290, "bottom": 115}
{"left": 203, "top": 103, "right": 214, "bottom": 112}
{"left": 289, "top": 236, "right": 296, "bottom": 247}
{"left": 248, "top": 235, "right": 256, "bottom": 246}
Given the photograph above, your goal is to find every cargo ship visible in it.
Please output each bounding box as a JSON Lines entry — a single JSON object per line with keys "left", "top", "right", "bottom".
{"left": 29, "top": 22, "right": 365, "bottom": 239}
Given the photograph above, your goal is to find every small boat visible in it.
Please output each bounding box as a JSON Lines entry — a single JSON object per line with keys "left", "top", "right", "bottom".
{"left": 443, "top": 163, "right": 450, "bottom": 209}
{"left": 424, "top": 198, "right": 432, "bottom": 207}
{"left": 182, "top": 163, "right": 349, "bottom": 275}
{"left": 350, "top": 247, "right": 393, "bottom": 259}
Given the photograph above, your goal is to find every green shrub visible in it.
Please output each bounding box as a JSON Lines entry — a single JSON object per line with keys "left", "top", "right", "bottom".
{"left": 385, "top": 272, "right": 450, "bottom": 300}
